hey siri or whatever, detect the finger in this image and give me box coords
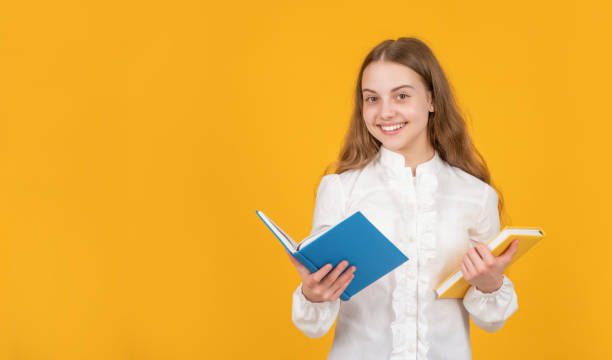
[474,243,496,266]
[499,239,520,264]
[463,254,477,275]
[330,265,356,293]
[286,251,310,278]
[460,260,470,279]
[322,260,349,287]
[330,271,355,301]
[331,273,354,301]
[310,263,333,283]
[467,248,485,272]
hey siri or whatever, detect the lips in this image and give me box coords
[378,122,407,135]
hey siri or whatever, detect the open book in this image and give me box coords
[435,227,545,298]
[256,210,408,301]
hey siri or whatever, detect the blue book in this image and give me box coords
[255,210,409,301]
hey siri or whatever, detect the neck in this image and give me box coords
[384,143,435,177]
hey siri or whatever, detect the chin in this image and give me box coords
[381,139,411,152]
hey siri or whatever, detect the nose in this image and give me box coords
[380,99,396,120]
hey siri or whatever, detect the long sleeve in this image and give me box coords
[291,174,346,338]
[292,283,341,338]
[463,185,519,333]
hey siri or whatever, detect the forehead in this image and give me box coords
[361,61,425,92]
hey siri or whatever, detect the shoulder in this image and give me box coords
[439,162,497,205]
[335,163,375,199]
[336,168,361,186]
[317,172,350,200]
[317,164,369,198]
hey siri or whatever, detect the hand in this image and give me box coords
[461,239,520,293]
[286,250,356,303]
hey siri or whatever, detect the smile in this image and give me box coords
[378,122,407,134]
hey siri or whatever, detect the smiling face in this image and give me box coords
[361,61,434,157]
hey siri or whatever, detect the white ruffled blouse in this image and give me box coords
[291,146,518,360]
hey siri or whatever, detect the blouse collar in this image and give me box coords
[378,146,443,178]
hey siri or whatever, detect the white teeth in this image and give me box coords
[381,122,406,131]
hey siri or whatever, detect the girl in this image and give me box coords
[287,38,520,360]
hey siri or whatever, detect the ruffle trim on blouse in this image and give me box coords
[390,171,439,358]
[416,172,438,359]
[416,172,438,265]
[390,264,417,355]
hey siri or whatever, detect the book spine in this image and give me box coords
[293,251,319,273]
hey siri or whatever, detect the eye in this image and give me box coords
[365,96,377,103]
[397,93,409,100]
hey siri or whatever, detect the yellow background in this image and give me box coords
[0,0,610,358]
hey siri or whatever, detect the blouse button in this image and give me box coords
[407,344,415,353]
[407,272,416,280]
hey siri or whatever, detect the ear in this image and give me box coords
[427,91,434,112]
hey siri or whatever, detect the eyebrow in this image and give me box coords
[362,84,415,94]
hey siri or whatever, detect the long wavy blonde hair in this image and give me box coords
[322,37,506,220]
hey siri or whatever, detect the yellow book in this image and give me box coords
[434,226,545,299]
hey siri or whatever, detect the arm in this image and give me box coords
[289,254,354,338]
[292,281,341,338]
[463,275,518,332]
[462,185,519,333]
[290,174,352,338]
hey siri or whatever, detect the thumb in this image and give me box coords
[498,239,520,265]
[286,250,310,278]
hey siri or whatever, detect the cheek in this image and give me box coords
[401,105,420,116]
[401,105,429,124]
[362,107,377,125]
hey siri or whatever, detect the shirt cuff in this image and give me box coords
[473,275,509,297]
[463,275,518,324]
[292,283,340,338]
[294,283,334,310]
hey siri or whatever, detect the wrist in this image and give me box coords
[476,276,504,293]
[301,286,321,303]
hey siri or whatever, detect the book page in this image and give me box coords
[270,221,298,250]
[297,226,332,250]
[258,211,298,251]
[490,228,543,249]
